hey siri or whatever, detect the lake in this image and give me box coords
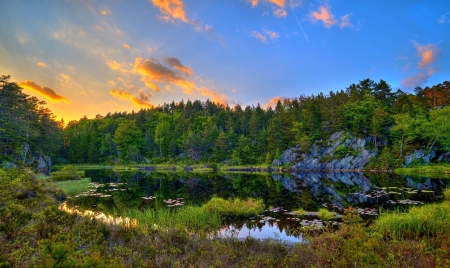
[66,169,447,244]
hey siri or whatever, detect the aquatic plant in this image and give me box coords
[123,206,221,232]
[202,197,264,218]
[318,208,337,220]
[47,178,91,196]
[373,201,450,238]
[50,165,84,181]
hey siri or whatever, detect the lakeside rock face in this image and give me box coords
[277,131,378,171]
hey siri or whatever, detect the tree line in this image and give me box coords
[1,74,450,168]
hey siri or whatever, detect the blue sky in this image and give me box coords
[0,0,449,121]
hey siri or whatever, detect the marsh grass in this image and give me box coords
[50,165,84,181]
[373,201,450,238]
[395,164,450,178]
[202,197,264,218]
[123,206,221,232]
[318,208,337,220]
[48,178,91,196]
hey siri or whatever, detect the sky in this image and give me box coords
[0,0,449,122]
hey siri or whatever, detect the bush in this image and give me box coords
[318,208,337,220]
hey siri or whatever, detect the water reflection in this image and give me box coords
[68,170,448,242]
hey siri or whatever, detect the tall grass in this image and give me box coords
[48,178,91,196]
[123,206,221,232]
[202,197,264,218]
[318,208,337,220]
[373,201,450,238]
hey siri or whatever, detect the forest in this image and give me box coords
[1,74,450,168]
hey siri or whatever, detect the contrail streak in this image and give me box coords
[290,6,309,42]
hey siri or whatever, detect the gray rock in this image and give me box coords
[404,149,436,166]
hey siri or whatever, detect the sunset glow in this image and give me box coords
[1,0,449,121]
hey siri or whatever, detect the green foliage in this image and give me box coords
[202,197,264,218]
[335,144,358,158]
[49,165,83,181]
[373,201,450,239]
[47,178,90,196]
[318,208,337,220]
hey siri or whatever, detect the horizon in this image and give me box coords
[1,0,449,121]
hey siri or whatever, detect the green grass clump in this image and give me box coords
[202,197,264,218]
[444,188,450,200]
[47,178,91,196]
[123,206,221,232]
[318,208,337,220]
[373,201,450,238]
[50,165,84,181]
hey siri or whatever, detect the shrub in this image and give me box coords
[318,208,337,220]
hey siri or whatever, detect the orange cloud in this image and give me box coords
[101,10,108,15]
[110,89,153,108]
[19,80,69,102]
[340,14,352,28]
[265,96,289,108]
[197,87,228,106]
[37,62,47,68]
[412,41,440,68]
[165,57,193,76]
[274,9,287,18]
[310,6,337,28]
[248,0,285,8]
[151,0,189,23]
[252,31,267,43]
[134,57,196,93]
[269,0,285,7]
[123,44,131,49]
[106,60,130,73]
[402,41,441,87]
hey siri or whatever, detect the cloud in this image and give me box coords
[340,14,352,28]
[411,41,440,68]
[110,89,153,108]
[401,69,436,87]
[151,0,189,23]
[123,44,131,49]
[133,57,196,93]
[101,10,108,15]
[401,41,441,87]
[37,62,47,68]
[252,31,267,43]
[60,73,74,88]
[197,87,228,106]
[274,9,287,18]
[18,80,69,102]
[265,96,290,108]
[108,80,116,86]
[438,12,450,23]
[310,6,337,28]
[248,0,285,8]
[165,57,193,76]
[265,29,279,39]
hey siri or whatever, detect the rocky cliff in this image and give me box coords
[274,131,378,171]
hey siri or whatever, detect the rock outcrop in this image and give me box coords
[277,131,377,171]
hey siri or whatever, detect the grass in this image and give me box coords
[373,201,450,239]
[202,197,264,218]
[395,163,450,178]
[47,178,91,196]
[123,206,221,232]
[50,165,84,181]
[318,208,337,220]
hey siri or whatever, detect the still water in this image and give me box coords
[67,169,447,243]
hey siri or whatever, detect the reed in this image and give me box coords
[48,178,91,196]
[123,206,221,232]
[202,197,264,218]
[373,201,450,238]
